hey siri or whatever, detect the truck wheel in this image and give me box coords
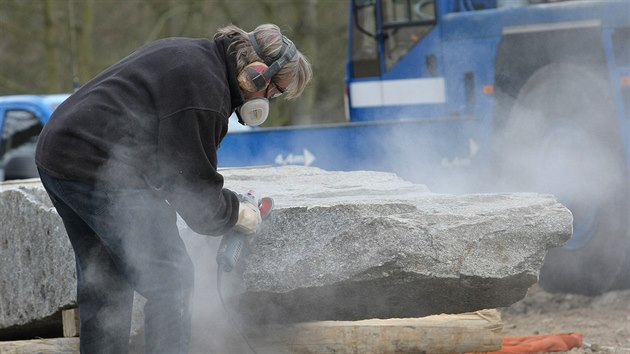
[495,63,629,295]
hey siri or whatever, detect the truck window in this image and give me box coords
[382,0,436,70]
[0,110,43,163]
[351,0,380,78]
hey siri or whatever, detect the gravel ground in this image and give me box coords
[500,284,630,353]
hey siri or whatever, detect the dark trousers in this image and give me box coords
[38,168,194,354]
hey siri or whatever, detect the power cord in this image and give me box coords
[216,264,259,354]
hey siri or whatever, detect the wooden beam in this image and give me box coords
[62,308,80,338]
[0,338,79,354]
[256,309,503,354]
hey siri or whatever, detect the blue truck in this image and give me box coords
[1,0,628,295]
[0,94,67,180]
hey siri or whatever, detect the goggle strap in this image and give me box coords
[248,32,297,82]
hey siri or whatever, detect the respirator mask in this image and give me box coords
[235,98,269,126]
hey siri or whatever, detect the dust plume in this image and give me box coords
[372,60,629,295]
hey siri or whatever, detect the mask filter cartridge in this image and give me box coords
[236,98,269,126]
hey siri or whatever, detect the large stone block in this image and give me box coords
[0,182,74,336]
[215,167,573,323]
[1,167,572,337]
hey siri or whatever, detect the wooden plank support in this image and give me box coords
[256,309,503,354]
[0,338,79,354]
[62,308,80,338]
[0,309,80,354]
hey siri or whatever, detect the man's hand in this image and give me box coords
[233,199,262,235]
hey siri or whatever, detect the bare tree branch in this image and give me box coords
[216,0,238,25]
[144,4,189,43]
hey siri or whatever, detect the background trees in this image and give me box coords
[0,0,349,125]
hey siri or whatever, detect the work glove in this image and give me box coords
[233,197,262,235]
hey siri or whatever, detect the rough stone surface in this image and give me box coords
[0,167,572,335]
[0,182,74,336]
[215,167,573,323]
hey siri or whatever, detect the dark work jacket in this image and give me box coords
[35,37,244,236]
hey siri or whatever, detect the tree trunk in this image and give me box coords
[43,0,59,93]
[78,0,95,86]
[291,0,318,125]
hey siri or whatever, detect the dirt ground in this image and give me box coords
[499,284,630,353]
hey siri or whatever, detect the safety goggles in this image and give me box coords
[266,81,287,99]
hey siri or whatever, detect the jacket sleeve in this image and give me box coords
[157,108,239,236]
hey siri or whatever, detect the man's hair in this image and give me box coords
[214,24,312,100]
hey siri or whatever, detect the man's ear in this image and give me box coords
[238,62,269,92]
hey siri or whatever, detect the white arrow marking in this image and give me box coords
[274,149,316,166]
[303,149,315,166]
